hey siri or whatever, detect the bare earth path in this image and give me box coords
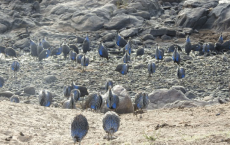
[1,101,230,145]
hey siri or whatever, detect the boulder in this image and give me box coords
[120,28,139,38]
[0,24,8,33]
[44,75,57,83]
[183,0,219,9]
[0,91,14,98]
[71,13,104,31]
[170,86,186,94]
[102,33,115,42]
[185,91,197,99]
[101,85,134,114]
[150,28,176,36]
[104,14,143,30]
[13,38,30,49]
[24,86,35,95]
[176,7,208,29]
[147,88,189,109]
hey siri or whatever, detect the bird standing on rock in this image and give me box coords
[106,87,119,111]
[102,111,120,140]
[133,92,149,118]
[71,114,89,145]
[38,90,52,107]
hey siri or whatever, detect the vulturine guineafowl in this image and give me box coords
[62,40,70,59]
[172,47,180,65]
[29,38,38,58]
[71,81,89,97]
[41,37,51,49]
[0,76,4,88]
[185,35,192,55]
[81,55,89,72]
[133,92,149,118]
[11,61,20,78]
[116,31,127,51]
[38,90,52,107]
[115,63,128,76]
[155,44,164,62]
[147,62,156,77]
[102,111,120,140]
[37,39,43,57]
[63,95,76,109]
[71,114,89,145]
[38,49,50,61]
[63,85,72,99]
[71,89,81,103]
[123,50,130,63]
[85,93,103,111]
[124,37,132,55]
[82,37,90,54]
[106,87,119,111]
[105,80,113,92]
[5,47,17,58]
[218,33,223,44]
[69,44,79,54]
[98,41,109,62]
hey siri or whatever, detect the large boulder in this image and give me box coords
[176,7,208,29]
[147,88,189,109]
[183,0,219,9]
[104,14,143,30]
[101,85,134,114]
[206,4,230,31]
[150,28,176,36]
[71,13,104,31]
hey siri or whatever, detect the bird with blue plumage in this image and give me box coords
[218,33,224,44]
[64,85,72,99]
[124,37,132,55]
[115,31,127,51]
[85,93,103,112]
[172,47,180,65]
[102,111,120,140]
[11,61,20,78]
[105,80,113,92]
[133,92,149,118]
[98,41,109,62]
[123,50,130,63]
[148,62,156,77]
[185,35,192,55]
[71,89,81,103]
[41,37,51,49]
[155,43,164,62]
[106,86,119,111]
[71,114,89,145]
[81,55,89,72]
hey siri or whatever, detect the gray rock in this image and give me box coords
[13,38,30,49]
[142,34,155,41]
[161,34,171,40]
[101,85,134,114]
[12,18,35,29]
[185,91,197,99]
[102,33,115,42]
[104,14,143,30]
[44,75,57,83]
[120,28,139,38]
[176,7,208,29]
[104,42,115,48]
[164,57,172,62]
[72,13,104,31]
[0,23,8,33]
[163,100,217,109]
[133,63,147,69]
[183,0,219,9]
[171,86,186,94]
[150,28,176,37]
[0,91,14,98]
[24,86,35,95]
[131,11,150,19]
[147,89,189,109]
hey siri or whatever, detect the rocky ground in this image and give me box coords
[0,0,230,144]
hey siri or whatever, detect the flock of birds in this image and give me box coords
[0,31,229,145]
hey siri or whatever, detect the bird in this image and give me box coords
[10,95,20,103]
[123,50,130,63]
[5,47,17,58]
[202,43,210,54]
[218,33,223,44]
[11,61,20,78]
[51,44,62,58]
[37,39,44,57]
[85,93,103,111]
[155,44,164,62]
[124,37,132,55]
[98,41,109,62]
[63,95,76,109]
[115,63,128,75]
[38,49,50,61]
[71,89,81,103]
[0,76,4,88]
[63,85,72,99]
[147,62,156,77]
[71,114,89,145]
[102,111,120,140]
[105,80,113,92]
[185,35,192,55]
[106,87,119,111]
[191,43,202,53]
[62,40,70,59]
[41,37,51,49]
[71,81,89,97]
[172,47,180,65]
[133,92,149,118]
[38,90,52,107]
[69,50,77,66]
[69,44,79,54]
[81,55,89,71]
[115,31,127,51]
[177,66,185,79]
[76,54,84,66]
[82,38,90,54]
[29,38,38,58]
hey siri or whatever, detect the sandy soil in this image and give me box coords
[1,101,230,145]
